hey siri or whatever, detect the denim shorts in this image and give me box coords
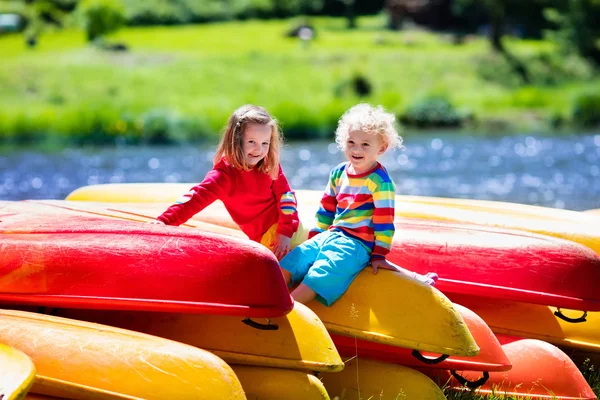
[279,230,370,306]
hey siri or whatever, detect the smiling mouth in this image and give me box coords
[351,155,364,160]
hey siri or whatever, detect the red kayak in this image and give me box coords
[388,218,600,314]
[432,338,597,399]
[331,303,511,388]
[0,202,293,318]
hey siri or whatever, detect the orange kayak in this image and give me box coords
[434,338,597,399]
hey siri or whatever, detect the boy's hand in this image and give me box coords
[272,234,291,260]
[147,220,165,225]
[370,259,402,275]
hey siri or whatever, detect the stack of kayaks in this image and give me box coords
[1,199,463,399]
[2,184,598,399]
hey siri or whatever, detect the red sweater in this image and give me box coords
[157,159,299,241]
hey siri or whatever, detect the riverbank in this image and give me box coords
[1,16,599,145]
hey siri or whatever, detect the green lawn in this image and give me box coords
[0,15,599,144]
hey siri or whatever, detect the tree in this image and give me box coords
[544,0,600,66]
[0,0,77,47]
[77,0,124,42]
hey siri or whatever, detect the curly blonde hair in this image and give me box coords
[335,104,402,151]
[214,104,282,180]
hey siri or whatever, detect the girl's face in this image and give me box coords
[344,129,387,174]
[242,123,272,167]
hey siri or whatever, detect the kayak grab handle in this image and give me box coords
[451,370,490,389]
[411,350,449,365]
[242,318,279,330]
[554,309,587,323]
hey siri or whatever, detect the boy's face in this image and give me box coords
[344,129,387,174]
[242,123,272,167]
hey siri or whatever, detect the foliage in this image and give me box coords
[572,92,600,127]
[78,0,125,41]
[544,0,600,66]
[401,96,470,128]
[0,0,77,45]
[475,50,594,87]
[1,17,600,145]
[120,0,325,25]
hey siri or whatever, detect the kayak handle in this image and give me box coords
[451,370,490,389]
[242,318,279,331]
[554,309,587,323]
[411,350,449,365]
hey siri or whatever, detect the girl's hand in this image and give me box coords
[272,234,291,260]
[370,259,402,275]
[147,220,166,225]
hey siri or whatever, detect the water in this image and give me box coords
[1,132,599,211]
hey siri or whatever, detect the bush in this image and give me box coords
[572,92,600,127]
[475,51,594,88]
[400,96,470,128]
[78,0,126,41]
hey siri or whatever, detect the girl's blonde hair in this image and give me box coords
[335,103,403,151]
[214,104,282,180]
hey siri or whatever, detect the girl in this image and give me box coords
[150,105,299,260]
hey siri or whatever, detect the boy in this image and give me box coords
[280,104,437,306]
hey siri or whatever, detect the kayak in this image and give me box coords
[231,366,330,400]
[51,302,344,373]
[388,218,600,312]
[437,338,597,399]
[320,357,446,400]
[0,309,245,400]
[0,201,293,318]
[38,199,600,312]
[448,293,600,353]
[30,200,246,238]
[0,343,35,400]
[330,303,511,378]
[585,208,600,216]
[306,269,479,357]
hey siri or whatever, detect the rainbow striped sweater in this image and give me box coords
[309,162,396,260]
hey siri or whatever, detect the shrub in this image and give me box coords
[572,92,600,127]
[401,96,469,128]
[78,0,126,41]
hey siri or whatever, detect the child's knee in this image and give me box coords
[281,268,293,285]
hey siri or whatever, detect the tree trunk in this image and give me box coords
[487,0,530,84]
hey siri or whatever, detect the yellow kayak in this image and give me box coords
[321,357,445,400]
[0,309,245,400]
[0,343,35,400]
[449,293,600,354]
[307,269,479,357]
[52,302,344,373]
[231,366,330,400]
[66,184,600,255]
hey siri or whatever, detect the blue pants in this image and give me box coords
[279,230,370,306]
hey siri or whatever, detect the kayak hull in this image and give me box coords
[0,202,293,318]
[320,358,446,400]
[449,293,600,354]
[0,309,245,400]
[51,302,344,373]
[436,338,597,399]
[306,269,479,357]
[0,343,36,400]
[331,303,510,372]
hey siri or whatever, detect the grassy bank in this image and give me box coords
[1,15,599,145]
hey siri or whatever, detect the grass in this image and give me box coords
[1,15,599,144]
